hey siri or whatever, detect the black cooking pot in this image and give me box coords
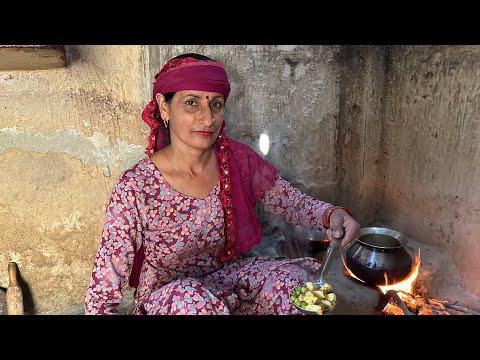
[343,227,413,286]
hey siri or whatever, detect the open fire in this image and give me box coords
[342,248,421,296]
[341,249,479,315]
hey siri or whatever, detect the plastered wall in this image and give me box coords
[0,46,148,313]
[380,45,480,298]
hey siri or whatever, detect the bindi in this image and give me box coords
[206,95,209,99]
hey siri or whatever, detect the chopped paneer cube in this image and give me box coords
[326,292,337,303]
[320,283,333,293]
[312,290,326,299]
[321,299,333,308]
[305,304,324,315]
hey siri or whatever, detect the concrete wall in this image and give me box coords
[379,45,480,298]
[336,46,387,225]
[338,45,480,304]
[0,46,148,313]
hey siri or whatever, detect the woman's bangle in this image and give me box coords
[322,205,353,228]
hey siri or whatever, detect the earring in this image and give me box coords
[163,119,169,128]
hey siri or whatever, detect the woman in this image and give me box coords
[84,53,360,315]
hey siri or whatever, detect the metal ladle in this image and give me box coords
[292,232,343,314]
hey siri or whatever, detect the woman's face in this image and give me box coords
[157,90,225,151]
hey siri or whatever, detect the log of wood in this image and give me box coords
[382,300,406,315]
[386,290,414,315]
[6,262,24,315]
[381,290,479,315]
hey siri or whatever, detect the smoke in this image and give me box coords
[263,212,327,258]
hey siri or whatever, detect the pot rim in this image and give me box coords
[355,227,409,249]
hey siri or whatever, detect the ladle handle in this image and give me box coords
[315,233,342,284]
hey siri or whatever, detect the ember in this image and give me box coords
[381,290,480,315]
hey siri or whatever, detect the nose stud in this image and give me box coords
[212,117,215,124]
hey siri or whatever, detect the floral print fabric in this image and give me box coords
[84,156,332,315]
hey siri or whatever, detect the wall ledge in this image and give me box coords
[0,45,66,71]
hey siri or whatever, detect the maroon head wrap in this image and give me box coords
[152,59,230,99]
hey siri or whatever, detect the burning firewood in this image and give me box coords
[381,290,480,315]
[382,302,406,315]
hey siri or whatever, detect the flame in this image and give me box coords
[342,248,421,298]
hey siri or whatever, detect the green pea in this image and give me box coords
[295,287,302,295]
[300,301,307,308]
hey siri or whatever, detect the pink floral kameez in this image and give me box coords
[85,156,332,315]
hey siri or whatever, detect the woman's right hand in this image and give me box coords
[326,208,360,247]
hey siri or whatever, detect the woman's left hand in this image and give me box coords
[326,209,360,247]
